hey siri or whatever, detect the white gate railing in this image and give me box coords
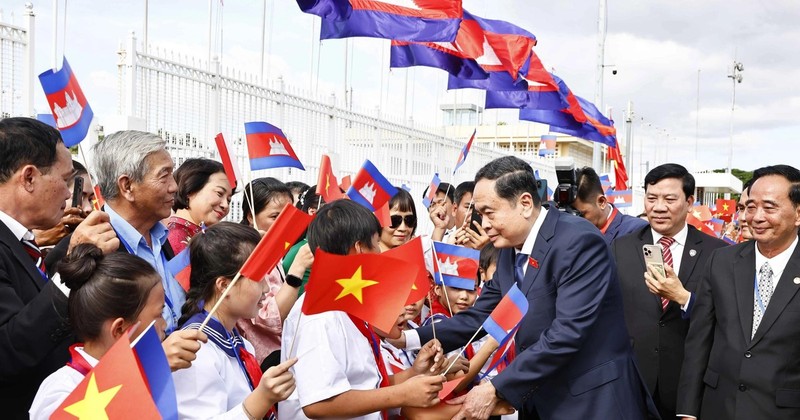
[116,32,556,226]
[0,4,35,119]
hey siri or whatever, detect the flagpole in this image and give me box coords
[429,244,454,317]
[51,0,58,69]
[440,326,483,377]
[287,312,304,357]
[199,271,244,331]
[248,168,259,231]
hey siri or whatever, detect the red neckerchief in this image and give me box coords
[347,315,389,420]
[66,344,93,376]
[237,346,263,389]
[600,207,619,235]
[429,295,453,318]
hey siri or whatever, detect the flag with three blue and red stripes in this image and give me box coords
[38,57,94,147]
[452,129,476,175]
[482,283,528,345]
[244,121,305,171]
[432,241,479,290]
[346,160,398,212]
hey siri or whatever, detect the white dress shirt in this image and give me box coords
[755,235,798,290]
[29,347,97,419]
[652,223,690,311]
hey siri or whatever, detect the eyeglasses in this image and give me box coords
[389,214,417,229]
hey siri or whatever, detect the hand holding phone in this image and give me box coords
[71,176,84,209]
[642,244,666,278]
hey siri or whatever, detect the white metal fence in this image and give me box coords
[0,4,34,119]
[116,32,556,226]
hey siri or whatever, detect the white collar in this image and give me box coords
[652,223,689,247]
[518,206,547,256]
[0,209,33,241]
[755,235,798,271]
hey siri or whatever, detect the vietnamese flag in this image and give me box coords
[52,334,160,420]
[239,203,313,281]
[383,237,429,305]
[690,205,714,222]
[339,175,352,192]
[215,133,241,192]
[715,198,736,222]
[316,154,343,202]
[303,250,414,333]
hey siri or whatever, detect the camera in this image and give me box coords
[612,69,618,75]
[552,157,582,216]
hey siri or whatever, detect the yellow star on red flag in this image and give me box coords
[335,266,379,303]
[63,373,121,420]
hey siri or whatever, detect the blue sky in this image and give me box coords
[5,0,798,171]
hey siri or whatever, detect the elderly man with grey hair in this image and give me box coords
[49,131,183,332]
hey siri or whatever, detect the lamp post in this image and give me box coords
[727,61,743,173]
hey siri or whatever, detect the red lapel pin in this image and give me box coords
[529,257,539,269]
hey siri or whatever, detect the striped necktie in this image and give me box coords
[21,236,47,280]
[657,236,675,311]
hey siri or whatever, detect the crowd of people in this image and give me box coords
[1,116,799,420]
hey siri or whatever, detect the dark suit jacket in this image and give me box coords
[678,236,800,419]
[0,221,72,419]
[604,209,649,244]
[416,206,658,419]
[612,226,726,416]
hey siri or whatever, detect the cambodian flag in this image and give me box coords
[484,63,573,112]
[346,159,398,212]
[452,129,475,175]
[520,94,616,147]
[538,135,556,156]
[244,121,305,171]
[390,40,487,80]
[422,173,441,208]
[38,57,94,147]
[299,0,462,42]
[482,283,528,345]
[607,189,633,208]
[131,321,179,420]
[432,241,479,290]
[706,218,724,237]
[166,247,191,292]
[599,174,613,193]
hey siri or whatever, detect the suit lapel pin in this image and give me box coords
[793,277,800,285]
[689,249,697,257]
[529,257,539,269]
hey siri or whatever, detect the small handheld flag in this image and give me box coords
[244,121,305,171]
[538,135,556,156]
[346,160,398,212]
[239,203,314,281]
[422,173,441,208]
[607,189,633,208]
[432,242,480,290]
[482,283,529,345]
[453,129,476,175]
[38,57,94,147]
[214,133,241,192]
[383,237,430,305]
[131,321,179,420]
[690,205,713,222]
[302,249,416,333]
[166,247,191,292]
[316,154,343,202]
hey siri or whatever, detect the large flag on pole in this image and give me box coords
[299,0,462,42]
[38,57,94,147]
[244,121,305,171]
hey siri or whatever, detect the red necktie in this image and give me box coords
[348,315,389,420]
[657,236,675,312]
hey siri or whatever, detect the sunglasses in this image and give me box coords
[389,214,417,229]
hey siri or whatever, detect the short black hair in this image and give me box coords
[422,181,455,204]
[575,166,604,202]
[750,165,800,206]
[644,163,695,199]
[0,117,64,183]
[172,158,225,211]
[72,160,87,176]
[474,156,541,206]
[285,181,309,195]
[240,177,293,225]
[307,200,381,256]
[454,181,475,206]
[388,188,417,236]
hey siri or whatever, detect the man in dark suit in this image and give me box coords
[573,166,648,243]
[399,156,657,419]
[612,163,727,419]
[0,118,119,419]
[678,165,800,419]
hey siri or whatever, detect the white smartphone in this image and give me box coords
[642,244,666,277]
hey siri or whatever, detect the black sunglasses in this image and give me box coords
[389,214,417,229]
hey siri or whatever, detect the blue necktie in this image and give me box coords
[515,253,528,286]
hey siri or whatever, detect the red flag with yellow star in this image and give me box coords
[715,198,736,222]
[52,334,160,420]
[316,154,343,202]
[302,250,415,332]
[240,202,314,281]
[383,236,429,305]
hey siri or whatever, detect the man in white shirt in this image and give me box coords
[678,164,800,419]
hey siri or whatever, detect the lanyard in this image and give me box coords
[114,227,178,328]
[600,207,619,235]
[347,315,389,420]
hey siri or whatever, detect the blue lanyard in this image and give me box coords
[114,227,178,327]
[754,273,766,314]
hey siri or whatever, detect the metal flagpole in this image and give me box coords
[592,0,607,170]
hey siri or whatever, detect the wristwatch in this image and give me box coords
[285,274,303,288]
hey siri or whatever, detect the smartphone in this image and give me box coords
[536,179,548,202]
[71,176,84,208]
[468,208,483,232]
[642,244,666,277]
